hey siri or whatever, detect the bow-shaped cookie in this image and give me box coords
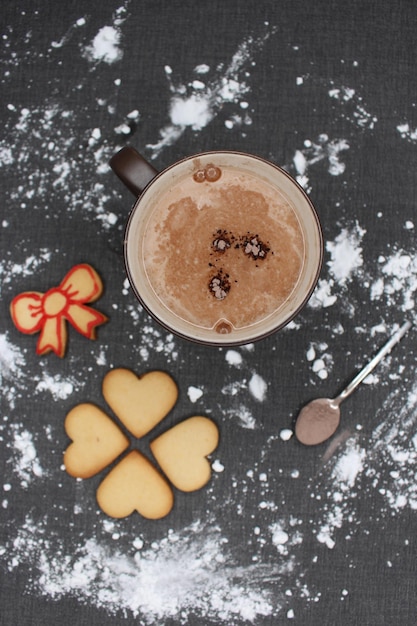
[10,264,107,357]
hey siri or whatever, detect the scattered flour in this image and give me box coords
[326,223,365,284]
[50,16,87,49]
[328,85,378,130]
[279,429,293,441]
[83,7,127,65]
[9,424,44,486]
[2,103,120,228]
[310,379,417,551]
[0,334,26,409]
[225,350,243,366]
[187,386,204,403]
[0,250,52,284]
[308,221,365,310]
[212,459,225,473]
[249,373,268,402]
[292,135,349,192]
[332,440,365,489]
[84,25,123,65]
[397,122,417,143]
[370,250,417,313]
[3,518,287,622]
[225,405,257,429]
[146,31,273,158]
[0,333,25,381]
[35,373,77,400]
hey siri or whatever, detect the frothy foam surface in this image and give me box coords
[142,165,305,331]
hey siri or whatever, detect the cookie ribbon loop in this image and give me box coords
[10,264,107,357]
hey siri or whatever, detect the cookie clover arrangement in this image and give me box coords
[10,263,219,519]
[10,264,107,357]
[64,369,219,519]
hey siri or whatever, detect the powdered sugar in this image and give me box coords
[187,386,204,403]
[308,221,365,310]
[9,425,44,486]
[35,373,77,400]
[5,516,289,622]
[83,6,127,65]
[292,135,349,192]
[249,373,268,402]
[84,26,123,65]
[309,379,417,551]
[0,251,52,284]
[328,85,378,130]
[371,250,417,313]
[326,223,365,284]
[225,349,243,366]
[397,122,417,143]
[146,31,273,158]
[0,333,26,381]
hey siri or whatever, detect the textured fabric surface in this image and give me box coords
[1,1,417,624]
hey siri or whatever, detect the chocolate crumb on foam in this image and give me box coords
[212,229,233,253]
[209,271,231,300]
[208,229,272,299]
[242,235,270,259]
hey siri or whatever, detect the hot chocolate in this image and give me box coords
[119,149,323,345]
[142,164,305,333]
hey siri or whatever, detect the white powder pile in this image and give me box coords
[146,31,273,158]
[310,438,366,550]
[308,221,365,310]
[249,373,268,402]
[332,441,365,489]
[84,26,123,64]
[370,250,417,314]
[187,386,204,403]
[305,341,335,380]
[326,222,365,285]
[34,373,76,401]
[225,349,243,366]
[9,425,44,487]
[367,381,417,511]
[83,7,126,65]
[4,517,287,622]
[292,135,349,192]
[225,405,257,429]
[0,333,26,409]
[397,122,417,142]
[0,333,26,381]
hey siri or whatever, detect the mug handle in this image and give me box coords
[109,146,158,197]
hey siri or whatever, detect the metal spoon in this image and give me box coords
[295,321,412,446]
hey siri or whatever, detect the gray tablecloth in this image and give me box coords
[1,1,417,624]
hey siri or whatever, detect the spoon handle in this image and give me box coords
[334,321,412,405]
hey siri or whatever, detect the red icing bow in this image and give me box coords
[10,264,108,357]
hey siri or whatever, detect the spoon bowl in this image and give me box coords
[295,398,340,445]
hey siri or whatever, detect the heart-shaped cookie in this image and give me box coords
[150,416,219,492]
[102,369,178,438]
[64,403,129,478]
[96,450,174,519]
